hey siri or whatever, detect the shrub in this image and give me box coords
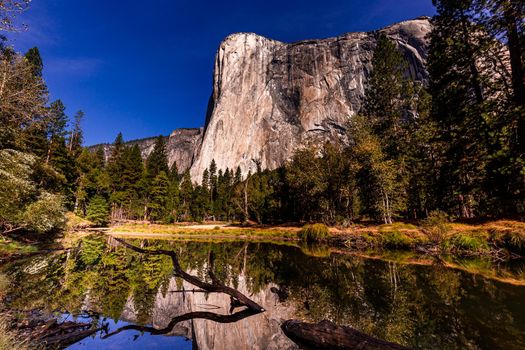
[86,195,109,226]
[421,210,452,243]
[299,223,330,242]
[20,192,66,234]
[380,231,414,249]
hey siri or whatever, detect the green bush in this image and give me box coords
[421,210,452,243]
[299,223,330,242]
[20,193,66,234]
[380,231,414,249]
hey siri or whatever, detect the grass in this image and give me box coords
[298,223,330,242]
[0,316,32,350]
[380,231,416,249]
[65,212,94,230]
[106,219,525,257]
[444,233,489,253]
[111,223,299,239]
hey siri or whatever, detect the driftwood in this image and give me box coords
[95,238,266,339]
[103,308,260,338]
[281,320,410,350]
[113,237,265,312]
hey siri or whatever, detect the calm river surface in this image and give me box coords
[2,235,525,349]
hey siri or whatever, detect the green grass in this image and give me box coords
[298,223,330,242]
[380,231,416,249]
[444,233,489,253]
[378,222,418,231]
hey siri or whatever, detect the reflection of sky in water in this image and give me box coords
[66,318,192,350]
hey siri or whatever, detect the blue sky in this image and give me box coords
[7,0,435,146]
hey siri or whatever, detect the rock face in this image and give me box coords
[189,17,431,182]
[92,17,431,182]
[91,128,203,173]
[119,274,298,349]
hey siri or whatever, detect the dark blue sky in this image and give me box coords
[8,0,435,146]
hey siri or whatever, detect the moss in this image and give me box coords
[298,223,330,242]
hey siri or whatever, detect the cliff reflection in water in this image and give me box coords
[3,235,525,349]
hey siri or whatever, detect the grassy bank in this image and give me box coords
[107,220,525,258]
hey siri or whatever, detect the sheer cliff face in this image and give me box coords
[190,17,431,182]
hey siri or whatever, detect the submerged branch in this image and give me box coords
[113,237,265,312]
[102,308,260,338]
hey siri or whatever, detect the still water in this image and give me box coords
[2,235,525,349]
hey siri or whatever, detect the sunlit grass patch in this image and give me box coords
[444,233,489,253]
[378,222,418,231]
[380,231,416,249]
[298,223,330,242]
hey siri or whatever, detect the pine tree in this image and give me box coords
[68,110,84,155]
[24,47,43,77]
[429,0,497,216]
[179,171,194,220]
[145,136,169,180]
[148,171,169,221]
[87,195,110,226]
[364,33,408,151]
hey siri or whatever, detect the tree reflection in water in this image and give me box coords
[2,234,525,349]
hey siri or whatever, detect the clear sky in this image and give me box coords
[7,0,436,146]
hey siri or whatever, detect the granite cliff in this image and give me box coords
[190,17,431,181]
[93,17,431,181]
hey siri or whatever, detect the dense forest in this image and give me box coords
[0,0,524,235]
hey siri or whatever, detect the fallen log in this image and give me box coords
[113,237,265,312]
[281,320,410,350]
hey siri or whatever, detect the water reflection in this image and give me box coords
[2,235,525,349]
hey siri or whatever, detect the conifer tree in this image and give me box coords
[148,171,169,221]
[24,47,43,77]
[87,195,110,226]
[145,136,169,180]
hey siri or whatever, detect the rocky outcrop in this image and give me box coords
[90,128,203,173]
[189,17,431,182]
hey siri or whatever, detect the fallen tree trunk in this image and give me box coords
[113,237,265,313]
[281,320,410,350]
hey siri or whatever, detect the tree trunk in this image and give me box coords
[504,3,525,107]
[460,10,484,104]
[281,320,410,350]
[503,2,525,152]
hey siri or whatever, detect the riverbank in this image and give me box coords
[106,219,525,258]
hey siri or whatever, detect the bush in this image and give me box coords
[86,195,109,226]
[20,193,66,234]
[299,223,330,242]
[380,231,415,249]
[421,210,452,243]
